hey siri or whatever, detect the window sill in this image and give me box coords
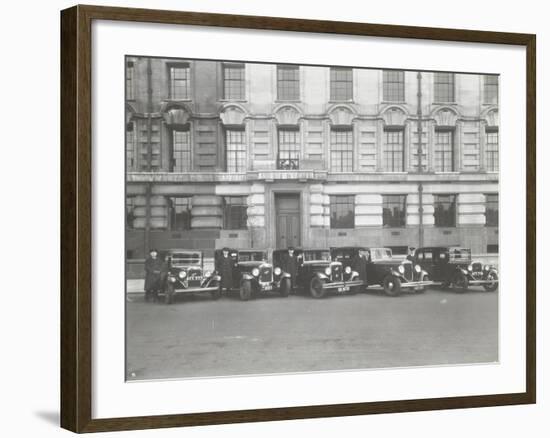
[432,102,458,105]
[219,99,247,103]
[381,101,407,105]
[275,100,301,103]
[328,100,355,104]
[164,98,192,102]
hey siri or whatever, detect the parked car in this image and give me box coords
[273,248,363,298]
[160,250,222,304]
[214,248,291,300]
[332,246,432,297]
[413,247,499,292]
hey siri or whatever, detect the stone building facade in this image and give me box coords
[125,57,499,259]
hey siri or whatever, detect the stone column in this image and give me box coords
[309,183,325,228]
[133,195,168,229]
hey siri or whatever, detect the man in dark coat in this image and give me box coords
[218,248,235,293]
[281,247,299,291]
[144,249,164,302]
[352,249,369,290]
[406,247,416,263]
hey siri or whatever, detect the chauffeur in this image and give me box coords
[352,250,369,289]
[219,247,235,294]
[281,247,299,291]
[144,248,163,302]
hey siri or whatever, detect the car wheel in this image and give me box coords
[280,278,291,297]
[383,275,402,297]
[452,272,469,293]
[240,281,252,301]
[164,284,174,305]
[310,277,326,299]
[210,282,221,300]
[483,271,499,292]
[416,274,429,293]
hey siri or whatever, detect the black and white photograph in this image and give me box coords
[125,57,500,381]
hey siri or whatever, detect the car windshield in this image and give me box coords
[332,250,354,261]
[238,251,267,262]
[170,252,201,266]
[370,248,393,261]
[302,250,331,262]
[449,248,471,262]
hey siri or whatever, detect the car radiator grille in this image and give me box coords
[472,262,483,272]
[260,267,273,283]
[404,264,413,281]
[331,264,343,282]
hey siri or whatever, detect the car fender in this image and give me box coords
[486,268,499,278]
[281,272,291,279]
[350,271,359,280]
[458,268,468,275]
[389,269,405,280]
[315,273,329,281]
[241,273,255,281]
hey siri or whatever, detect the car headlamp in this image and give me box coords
[468,264,473,272]
[274,267,282,276]
[252,268,260,277]
[414,264,421,273]
[398,265,405,274]
[345,266,352,274]
[178,271,187,279]
[484,265,490,271]
[324,267,332,276]
[204,271,211,278]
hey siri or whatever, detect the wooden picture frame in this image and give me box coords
[60,4,536,433]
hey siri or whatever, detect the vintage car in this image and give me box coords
[413,247,499,292]
[273,248,363,298]
[214,249,291,301]
[331,246,432,297]
[161,250,222,304]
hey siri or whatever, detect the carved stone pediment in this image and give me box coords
[485,109,499,127]
[163,108,190,126]
[382,107,407,126]
[220,106,246,126]
[275,106,300,125]
[434,108,458,126]
[328,107,354,126]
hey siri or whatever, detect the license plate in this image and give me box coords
[338,286,350,293]
[263,285,273,291]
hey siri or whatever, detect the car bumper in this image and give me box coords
[322,280,364,290]
[400,280,435,289]
[467,279,499,286]
[160,285,220,295]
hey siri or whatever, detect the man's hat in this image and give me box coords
[287,246,295,251]
[149,248,158,253]
[409,247,416,251]
[222,247,230,252]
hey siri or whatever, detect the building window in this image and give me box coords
[434,72,455,102]
[383,195,407,227]
[330,67,353,101]
[277,65,300,100]
[383,129,404,172]
[330,128,353,172]
[171,130,191,172]
[486,128,499,172]
[126,61,134,100]
[223,63,245,100]
[223,196,248,230]
[168,197,192,231]
[434,129,454,172]
[484,75,499,104]
[487,244,499,254]
[277,128,300,170]
[434,194,457,227]
[126,122,135,170]
[486,194,499,227]
[383,70,405,102]
[226,128,246,172]
[330,195,355,229]
[169,64,190,100]
[126,196,136,228]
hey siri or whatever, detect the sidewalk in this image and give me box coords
[127,279,144,294]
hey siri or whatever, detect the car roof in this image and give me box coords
[167,249,203,254]
[417,246,469,251]
[330,246,368,251]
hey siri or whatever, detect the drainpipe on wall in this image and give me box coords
[144,58,153,255]
[417,72,424,249]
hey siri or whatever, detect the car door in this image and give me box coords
[418,249,436,279]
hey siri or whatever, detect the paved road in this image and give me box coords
[126,287,498,381]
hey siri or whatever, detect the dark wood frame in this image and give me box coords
[60,4,536,433]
